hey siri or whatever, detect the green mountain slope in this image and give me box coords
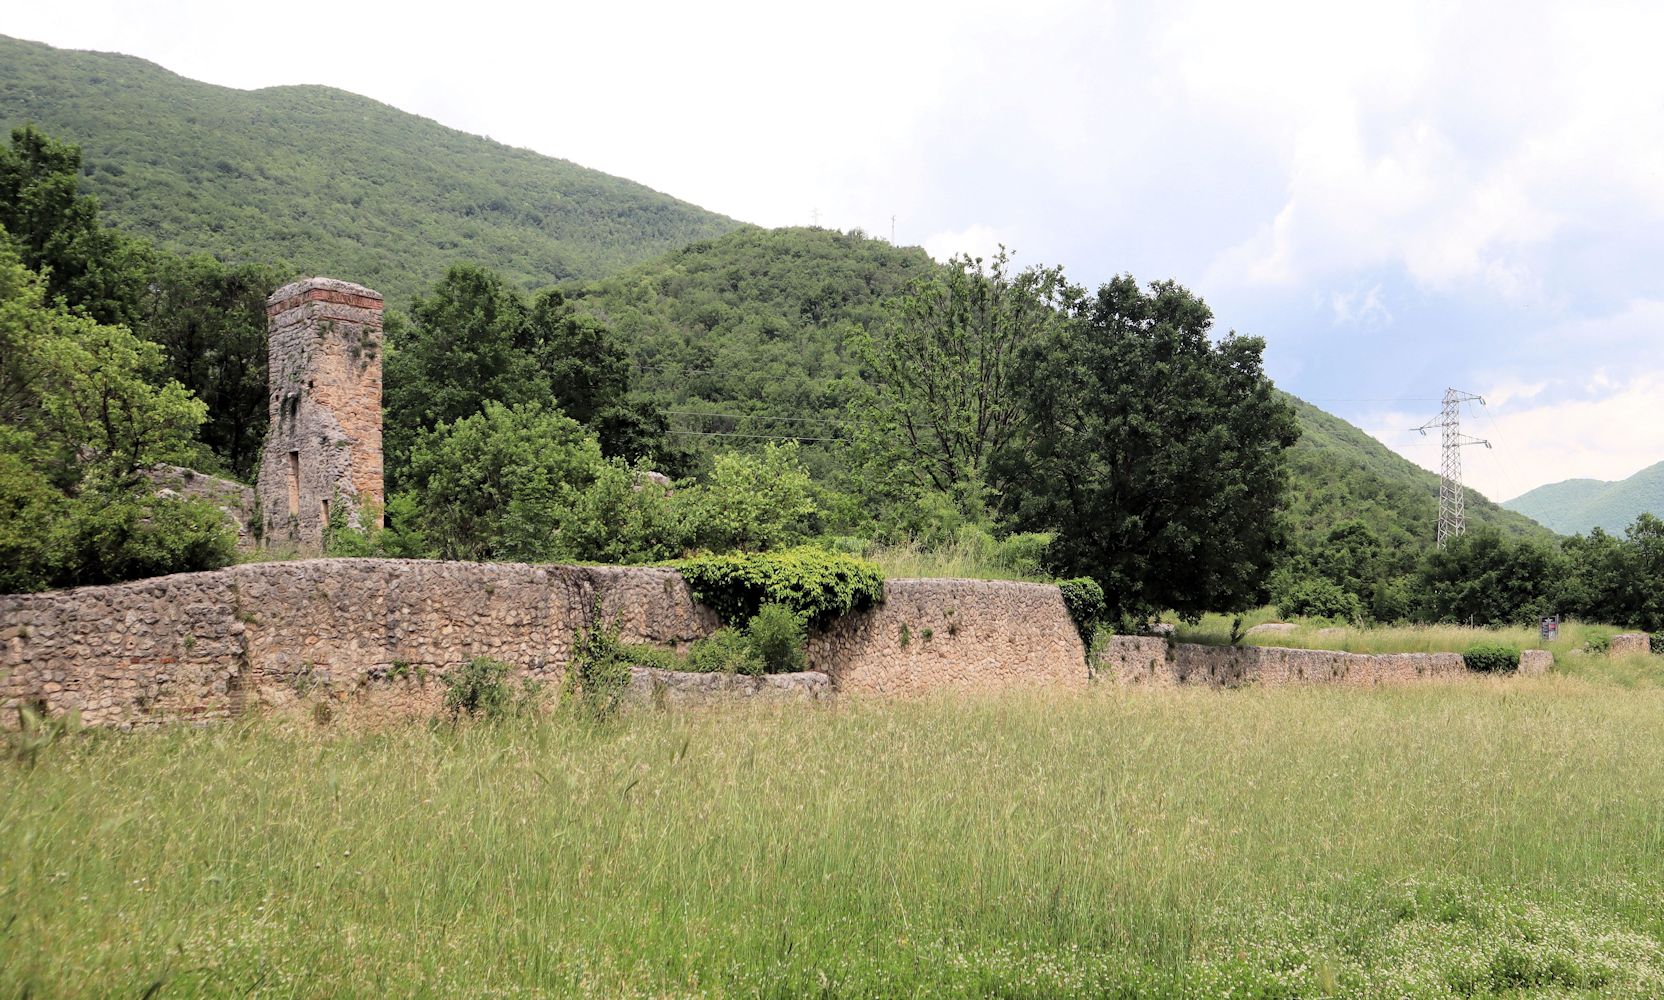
[0,34,741,303]
[570,225,938,469]
[575,228,1553,556]
[1284,395,1555,550]
[1504,461,1664,535]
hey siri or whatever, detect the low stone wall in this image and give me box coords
[807,578,1088,695]
[1,559,717,728]
[1518,649,1553,676]
[624,668,831,709]
[1611,633,1653,656]
[1096,637,1466,686]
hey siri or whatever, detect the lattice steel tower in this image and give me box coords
[1415,388,1491,547]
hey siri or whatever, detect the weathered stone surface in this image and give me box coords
[1610,633,1652,656]
[624,668,831,708]
[807,578,1089,695]
[1245,622,1297,636]
[257,278,385,551]
[1095,638,1467,686]
[1,559,718,728]
[1518,649,1553,676]
[140,464,258,549]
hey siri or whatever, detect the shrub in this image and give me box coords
[747,603,807,673]
[566,611,632,719]
[680,443,818,553]
[1584,635,1612,655]
[676,546,884,627]
[688,627,763,676]
[1057,577,1106,642]
[442,657,512,720]
[48,488,235,588]
[622,643,689,672]
[1463,642,1521,674]
[1652,634,1663,656]
[1274,576,1364,624]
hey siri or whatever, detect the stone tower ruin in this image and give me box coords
[257,277,385,550]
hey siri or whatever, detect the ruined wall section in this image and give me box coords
[1096,636,1466,686]
[257,278,384,550]
[140,464,259,549]
[1,560,717,728]
[808,578,1090,695]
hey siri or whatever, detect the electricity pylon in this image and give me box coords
[1415,388,1491,548]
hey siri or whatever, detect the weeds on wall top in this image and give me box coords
[674,546,884,628]
[1057,577,1106,643]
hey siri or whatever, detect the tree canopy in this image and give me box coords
[998,276,1300,622]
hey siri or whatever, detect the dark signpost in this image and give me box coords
[1540,616,1559,642]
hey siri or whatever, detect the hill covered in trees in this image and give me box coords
[568,228,1551,550]
[0,34,741,303]
[1505,461,1664,535]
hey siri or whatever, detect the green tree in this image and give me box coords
[385,265,676,488]
[0,235,232,590]
[134,254,281,478]
[1628,514,1664,633]
[0,125,148,326]
[998,276,1299,623]
[1414,530,1566,627]
[399,400,605,562]
[855,250,1075,514]
[683,443,818,552]
[384,265,546,487]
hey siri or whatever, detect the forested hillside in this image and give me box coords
[1505,460,1664,535]
[569,226,937,472]
[1284,396,1553,550]
[0,35,741,303]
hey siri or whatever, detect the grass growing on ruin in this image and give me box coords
[6,680,1664,997]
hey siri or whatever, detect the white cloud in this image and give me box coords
[1366,371,1664,503]
[1328,283,1392,328]
[922,224,1007,265]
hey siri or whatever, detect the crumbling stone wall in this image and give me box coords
[1,560,717,728]
[1610,633,1653,656]
[807,578,1090,695]
[624,668,831,709]
[257,278,385,551]
[140,464,259,549]
[1095,636,1466,685]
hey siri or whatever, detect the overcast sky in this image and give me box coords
[9,0,1663,501]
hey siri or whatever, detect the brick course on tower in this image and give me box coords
[257,277,385,550]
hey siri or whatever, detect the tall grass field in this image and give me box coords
[5,679,1664,997]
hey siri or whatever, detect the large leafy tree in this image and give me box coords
[855,250,1075,514]
[998,276,1299,623]
[399,400,606,563]
[0,125,150,327]
[384,265,678,490]
[134,254,283,478]
[0,233,232,590]
[1414,530,1566,627]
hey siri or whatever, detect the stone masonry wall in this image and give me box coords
[257,278,385,551]
[807,578,1089,695]
[1610,633,1653,656]
[1,560,717,728]
[1096,636,1467,686]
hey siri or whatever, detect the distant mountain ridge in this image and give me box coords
[0,34,743,304]
[1504,461,1664,535]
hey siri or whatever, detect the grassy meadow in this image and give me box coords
[5,678,1664,997]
